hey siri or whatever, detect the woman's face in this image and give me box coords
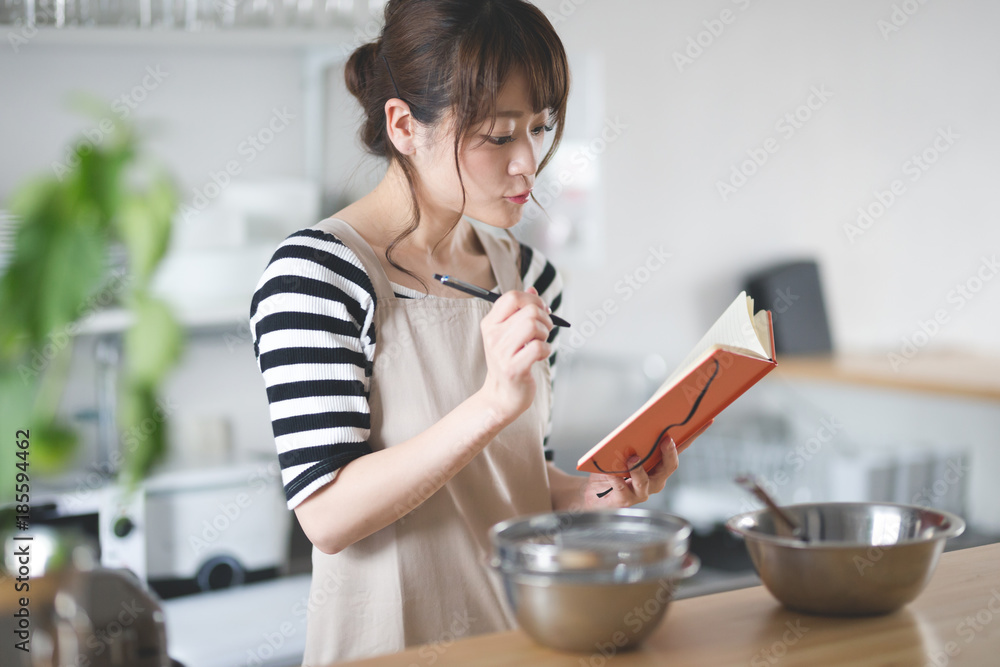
[410,69,554,229]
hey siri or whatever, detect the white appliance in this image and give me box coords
[144,459,292,589]
[32,459,292,593]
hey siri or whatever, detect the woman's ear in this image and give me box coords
[384,98,416,155]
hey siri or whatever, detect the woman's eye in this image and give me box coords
[486,123,553,146]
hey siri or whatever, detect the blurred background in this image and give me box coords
[1,0,999,665]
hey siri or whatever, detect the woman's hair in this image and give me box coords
[345,0,570,287]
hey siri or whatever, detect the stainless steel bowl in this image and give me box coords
[726,502,965,616]
[489,509,699,652]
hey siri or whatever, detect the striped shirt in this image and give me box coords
[250,227,563,509]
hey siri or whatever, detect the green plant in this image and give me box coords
[0,100,183,502]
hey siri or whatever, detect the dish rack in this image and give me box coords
[0,210,16,274]
[657,432,815,533]
[653,422,970,533]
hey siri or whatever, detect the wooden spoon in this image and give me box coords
[734,475,809,543]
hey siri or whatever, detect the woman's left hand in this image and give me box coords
[581,439,678,509]
[580,419,714,509]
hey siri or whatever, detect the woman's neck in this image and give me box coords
[363,161,479,264]
[330,161,494,293]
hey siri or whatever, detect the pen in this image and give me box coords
[433,274,572,328]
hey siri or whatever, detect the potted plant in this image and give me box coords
[0,98,183,503]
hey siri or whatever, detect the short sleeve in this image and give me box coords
[249,229,378,509]
[518,242,564,462]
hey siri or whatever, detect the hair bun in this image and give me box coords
[345,40,381,104]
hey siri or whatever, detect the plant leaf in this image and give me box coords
[117,382,168,487]
[1,197,108,346]
[116,191,172,285]
[28,421,80,473]
[123,294,183,386]
[38,219,109,344]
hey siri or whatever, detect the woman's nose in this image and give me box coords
[509,139,540,177]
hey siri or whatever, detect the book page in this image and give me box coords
[752,308,770,351]
[664,292,771,386]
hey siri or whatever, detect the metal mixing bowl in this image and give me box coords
[726,502,965,616]
[489,509,699,652]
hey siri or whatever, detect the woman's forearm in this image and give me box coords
[546,462,587,512]
[294,389,515,554]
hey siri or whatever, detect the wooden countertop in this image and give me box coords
[337,543,1000,666]
[774,352,1000,402]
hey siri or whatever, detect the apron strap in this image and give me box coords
[470,224,522,294]
[312,217,396,300]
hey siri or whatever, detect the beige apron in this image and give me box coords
[301,218,554,666]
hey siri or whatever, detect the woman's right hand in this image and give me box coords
[479,286,553,421]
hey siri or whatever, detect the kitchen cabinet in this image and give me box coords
[4,24,359,197]
[334,543,1000,666]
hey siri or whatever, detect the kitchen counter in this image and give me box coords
[336,543,1000,666]
[163,574,311,667]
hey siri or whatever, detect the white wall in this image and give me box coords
[3,1,998,360]
[0,45,306,202]
[527,0,1000,363]
[2,2,998,526]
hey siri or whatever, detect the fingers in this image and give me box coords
[592,473,632,503]
[590,457,648,507]
[647,438,679,494]
[511,338,552,371]
[485,287,554,331]
[479,287,555,417]
[482,289,554,373]
[626,456,650,499]
[483,297,549,345]
[593,438,680,506]
[494,312,550,370]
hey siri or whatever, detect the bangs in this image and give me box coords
[451,1,570,168]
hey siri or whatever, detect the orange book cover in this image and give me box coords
[577,294,778,477]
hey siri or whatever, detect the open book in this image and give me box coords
[576,292,777,476]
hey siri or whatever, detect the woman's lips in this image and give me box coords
[505,191,532,205]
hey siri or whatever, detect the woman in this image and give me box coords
[250,1,682,663]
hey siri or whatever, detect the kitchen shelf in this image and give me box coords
[77,299,250,336]
[4,24,358,51]
[775,351,1000,402]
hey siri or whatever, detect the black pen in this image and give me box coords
[433,274,571,328]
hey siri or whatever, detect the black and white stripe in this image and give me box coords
[250,228,564,509]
